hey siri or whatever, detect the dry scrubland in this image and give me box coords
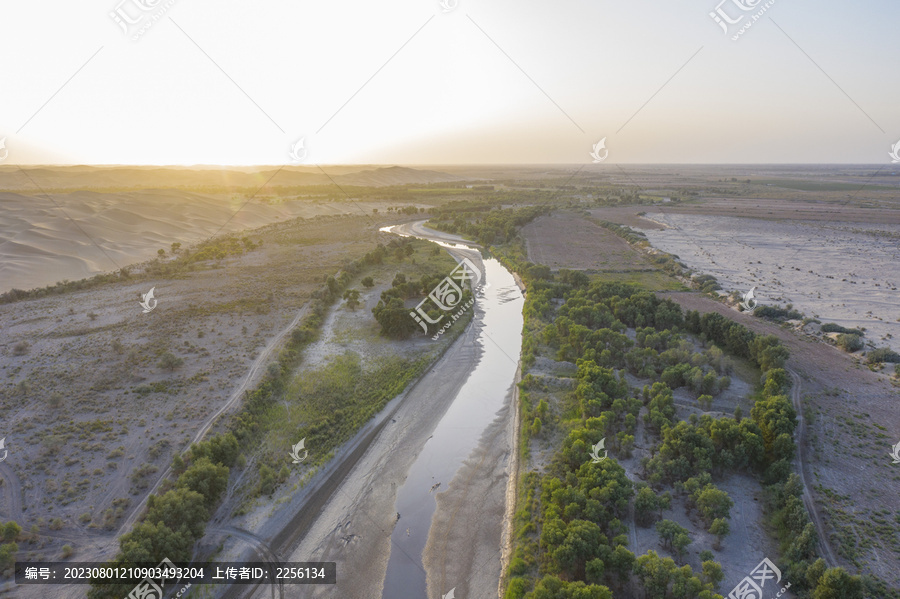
[520,204,899,590]
[0,211,389,566]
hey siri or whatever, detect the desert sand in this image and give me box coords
[0,189,393,294]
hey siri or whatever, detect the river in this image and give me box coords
[379,223,524,599]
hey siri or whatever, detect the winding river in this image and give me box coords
[380,223,524,599]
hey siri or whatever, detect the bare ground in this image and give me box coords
[522,212,650,271]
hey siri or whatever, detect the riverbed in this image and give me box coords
[279,221,524,599]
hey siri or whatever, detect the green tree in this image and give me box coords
[176,458,229,509]
[119,520,193,563]
[585,558,605,584]
[171,453,185,474]
[190,433,240,467]
[671,531,691,560]
[693,484,733,523]
[701,560,724,589]
[806,558,828,589]
[608,545,635,582]
[361,276,374,288]
[752,336,790,371]
[1,521,21,542]
[812,567,863,599]
[0,542,18,572]
[258,464,276,496]
[145,487,209,538]
[531,575,613,599]
[635,487,660,527]
[697,394,713,411]
[786,523,818,563]
[547,519,605,578]
[634,551,677,599]
[656,519,690,554]
[343,288,360,309]
[709,518,730,549]
[372,297,420,338]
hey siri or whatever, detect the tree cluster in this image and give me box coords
[88,435,239,598]
[429,204,549,246]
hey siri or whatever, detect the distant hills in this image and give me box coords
[0,165,465,191]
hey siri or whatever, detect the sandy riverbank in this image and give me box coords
[267,222,524,599]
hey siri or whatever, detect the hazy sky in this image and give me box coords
[1,0,899,165]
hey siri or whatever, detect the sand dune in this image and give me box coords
[0,165,462,191]
[0,190,395,294]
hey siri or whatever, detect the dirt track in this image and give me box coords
[117,303,312,539]
[0,462,22,520]
[788,369,838,568]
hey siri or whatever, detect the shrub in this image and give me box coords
[11,341,29,356]
[867,347,900,364]
[755,305,803,321]
[821,323,864,335]
[258,464,276,496]
[343,289,360,309]
[157,352,184,371]
[835,333,863,352]
[1,521,21,542]
[0,542,17,572]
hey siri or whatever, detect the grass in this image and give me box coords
[259,352,430,460]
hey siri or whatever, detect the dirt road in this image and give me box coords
[116,302,311,538]
[788,368,838,567]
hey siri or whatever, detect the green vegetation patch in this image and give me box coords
[501,272,871,599]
